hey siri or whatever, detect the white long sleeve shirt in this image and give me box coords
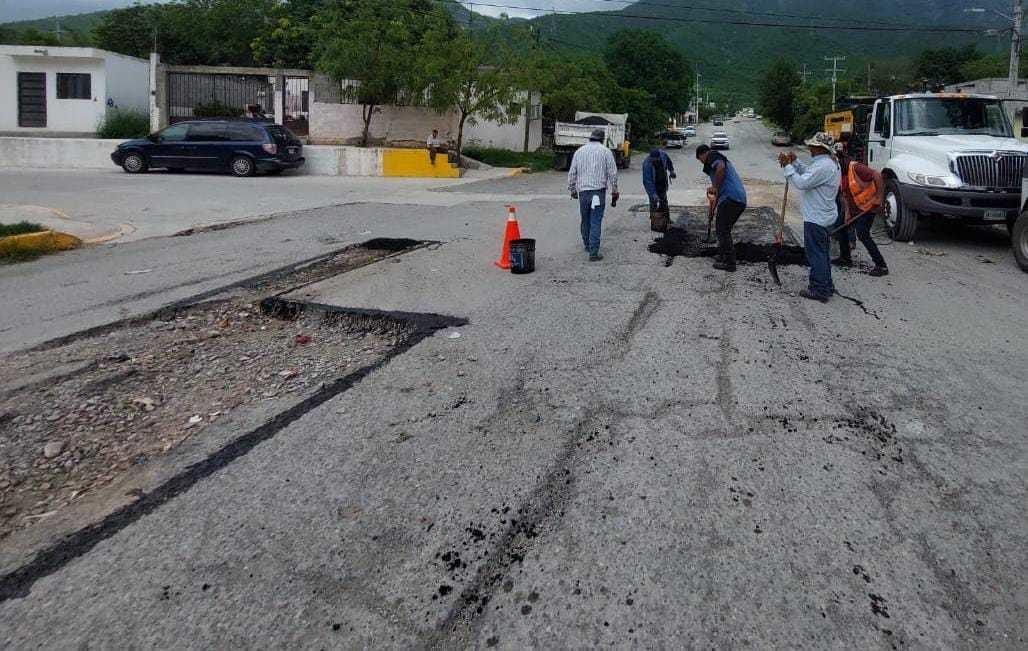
[784,155,841,227]
[568,141,619,194]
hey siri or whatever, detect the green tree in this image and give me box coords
[94,5,158,59]
[252,0,324,69]
[523,53,615,122]
[603,29,691,117]
[423,22,524,162]
[316,0,435,147]
[758,58,802,132]
[914,45,980,87]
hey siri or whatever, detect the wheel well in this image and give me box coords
[882,169,897,181]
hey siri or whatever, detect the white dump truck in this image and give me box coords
[552,112,631,171]
[866,93,1028,241]
[1015,166,1028,271]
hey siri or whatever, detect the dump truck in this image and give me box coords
[824,96,877,164]
[553,112,631,171]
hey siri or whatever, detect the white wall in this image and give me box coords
[310,103,458,145]
[0,54,105,133]
[103,52,150,115]
[464,111,542,152]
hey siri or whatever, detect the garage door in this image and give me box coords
[18,72,47,128]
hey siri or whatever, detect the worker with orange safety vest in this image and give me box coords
[833,144,889,277]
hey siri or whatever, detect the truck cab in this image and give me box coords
[866,93,1028,241]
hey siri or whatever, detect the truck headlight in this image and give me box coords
[907,172,958,188]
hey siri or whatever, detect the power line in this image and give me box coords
[444,0,1002,33]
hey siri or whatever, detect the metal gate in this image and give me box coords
[167,72,274,123]
[283,76,310,136]
[17,72,46,128]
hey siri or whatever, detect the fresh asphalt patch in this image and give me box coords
[0,237,466,602]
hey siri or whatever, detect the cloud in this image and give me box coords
[460,0,633,20]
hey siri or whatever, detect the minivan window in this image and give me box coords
[187,123,227,142]
[160,124,189,142]
[226,124,264,142]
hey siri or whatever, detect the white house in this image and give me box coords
[0,46,150,136]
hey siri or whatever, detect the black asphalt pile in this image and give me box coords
[0,239,426,542]
[648,205,807,266]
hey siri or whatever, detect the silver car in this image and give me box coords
[711,131,730,150]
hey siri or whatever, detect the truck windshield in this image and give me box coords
[894,98,1012,137]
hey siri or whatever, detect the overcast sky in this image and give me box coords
[461,0,633,19]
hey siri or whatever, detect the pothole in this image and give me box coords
[0,238,432,543]
[648,205,807,267]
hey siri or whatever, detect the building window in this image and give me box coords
[57,73,91,100]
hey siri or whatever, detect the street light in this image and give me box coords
[965,3,1023,96]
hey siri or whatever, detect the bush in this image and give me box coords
[0,221,45,237]
[463,147,553,172]
[97,109,150,139]
[193,101,244,118]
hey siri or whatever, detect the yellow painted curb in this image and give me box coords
[382,148,461,178]
[0,230,83,257]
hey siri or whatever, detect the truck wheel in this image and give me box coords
[1013,212,1028,272]
[884,178,918,241]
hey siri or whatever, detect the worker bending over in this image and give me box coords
[696,144,747,272]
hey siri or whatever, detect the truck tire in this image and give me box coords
[1013,212,1028,272]
[884,177,918,241]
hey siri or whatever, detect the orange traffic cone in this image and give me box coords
[494,205,522,269]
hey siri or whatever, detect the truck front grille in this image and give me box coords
[954,153,1027,190]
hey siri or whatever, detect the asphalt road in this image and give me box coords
[1,122,1025,648]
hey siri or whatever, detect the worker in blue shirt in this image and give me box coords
[696,144,747,272]
[779,132,842,303]
[642,149,676,217]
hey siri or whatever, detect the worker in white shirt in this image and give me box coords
[568,129,620,262]
[427,129,445,164]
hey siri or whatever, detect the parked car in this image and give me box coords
[711,131,730,150]
[772,131,791,146]
[683,126,697,137]
[111,119,305,177]
[661,131,685,149]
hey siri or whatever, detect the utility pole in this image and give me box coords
[694,71,702,118]
[800,64,811,84]
[825,56,846,111]
[867,62,872,95]
[1009,0,1023,97]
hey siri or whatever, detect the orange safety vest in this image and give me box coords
[848,164,880,213]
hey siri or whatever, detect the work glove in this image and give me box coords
[611,192,620,207]
[571,190,578,199]
[670,172,677,179]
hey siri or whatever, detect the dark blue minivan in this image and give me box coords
[111,120,305,177]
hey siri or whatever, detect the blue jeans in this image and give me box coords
[804,221,834,299]
[578,189,606,255]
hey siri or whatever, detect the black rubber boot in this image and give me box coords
[712,260,737,272]
[868,266,889,277]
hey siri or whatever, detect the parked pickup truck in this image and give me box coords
[553,112,631,170]
[866,93,1028,241]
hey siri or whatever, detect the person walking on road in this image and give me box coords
[643,149,676,217]
[833,145,889,277]
[696,144,747,272]
[779,132,842,303]
[568,128,620,262]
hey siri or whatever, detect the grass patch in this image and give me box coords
[463,147,554,173]
[0,221,45,237]
[97,109,150,140]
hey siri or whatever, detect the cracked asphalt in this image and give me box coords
[1,121,1025,649]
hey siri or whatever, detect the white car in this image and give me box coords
[683,126,697,137]
[711,131,730,150]
[661,131,685,149]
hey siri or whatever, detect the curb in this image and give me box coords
[0,230,83,257]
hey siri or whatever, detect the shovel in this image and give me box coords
[704,194,716,243]
[768,180,789,286]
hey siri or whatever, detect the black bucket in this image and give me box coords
[509,238,536,274]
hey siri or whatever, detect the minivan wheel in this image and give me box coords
[884,178,918,241]
[230,156,255,177]
[121,153,148,174]
[1013,212,1028,272]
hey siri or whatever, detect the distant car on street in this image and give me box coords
[772,131,792,146]
[111,120,305,177]
[661,131,685,149]
[711,131,730,150]
[712,116,724,126]
[683,125,697,137]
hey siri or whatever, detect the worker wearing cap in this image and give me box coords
[833,144,889,277]
[778,132,842,303]
[696,144,747,272]
[568,128,620,262]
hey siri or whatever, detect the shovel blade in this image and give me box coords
[768,246,782,286]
